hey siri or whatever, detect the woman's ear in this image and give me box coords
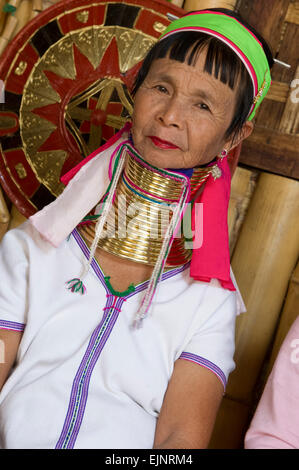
[225,120,254,152]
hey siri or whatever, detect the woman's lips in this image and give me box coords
[148,136,179,149]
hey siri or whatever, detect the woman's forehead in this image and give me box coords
[145,56,238,101]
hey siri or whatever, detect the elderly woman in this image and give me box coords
[0,9,272,449]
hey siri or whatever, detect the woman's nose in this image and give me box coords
[157,99,184,129]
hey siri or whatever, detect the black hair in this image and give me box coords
[132,8,273,145]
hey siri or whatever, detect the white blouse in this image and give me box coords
[0,221,238,449]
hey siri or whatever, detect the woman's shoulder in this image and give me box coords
[0,220,54,254]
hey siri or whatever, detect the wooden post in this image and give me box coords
[228,167,259,256]
[210,173,299,449]
[184,0,237,12]
[0,0,21,56]
[8,204,26,230]
[228,173,299,403]
[30,0,43,19]
[0,0,7,36]
[209,396,250,449]
[42,0,62,7]
[169,0,184,7]
[14,0,33,35]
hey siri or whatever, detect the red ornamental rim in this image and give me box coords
[0,0,184,70]
[0,0,184,218]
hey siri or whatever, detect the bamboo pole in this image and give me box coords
[228,167,259,256]
[0,0,21,56]
[209,174,299,449]
[169,0,184,7]
[42,0,62,8]
[0,0,63,55]
[184,0,237,12]
[0,14,17,56]
[209,396,250,449]
[14,0,32,35]
[8,204,26,230]
[227,173,299,403]
[0,0,7,36]
[33,0,42,9]
[30,0,42,19]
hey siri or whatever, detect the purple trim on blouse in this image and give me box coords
[0,320,25,332]
[55,230,191,448]
[55,294,124,449]
[72,228,190,295]
[179,352,227,389]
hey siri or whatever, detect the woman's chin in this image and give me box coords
[132,138,181,169]
[140,147,181,169]
[142,155,175,169]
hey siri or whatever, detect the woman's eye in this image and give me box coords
[154,85,168,93]
[196,102,210,111]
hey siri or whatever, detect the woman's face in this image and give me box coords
[131,51,246,169]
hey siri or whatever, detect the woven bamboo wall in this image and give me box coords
[0,0,298,449]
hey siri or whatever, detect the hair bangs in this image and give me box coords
[131,6,274,144]
[142,31,245,92]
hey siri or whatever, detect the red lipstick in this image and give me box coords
[149,136,179,150]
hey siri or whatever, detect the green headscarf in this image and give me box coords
[160,10,272,120]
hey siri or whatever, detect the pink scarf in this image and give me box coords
[190,155,235,290]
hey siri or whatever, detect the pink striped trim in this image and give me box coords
[185,11,263,48]
[124,148,192,254]
[168,189,190,246]
[162,26,258,96]
[0,319,25,332]
[179,351,226,390]
[108,139,130,180]
[125,147,186,186]
[123,171,178,203]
